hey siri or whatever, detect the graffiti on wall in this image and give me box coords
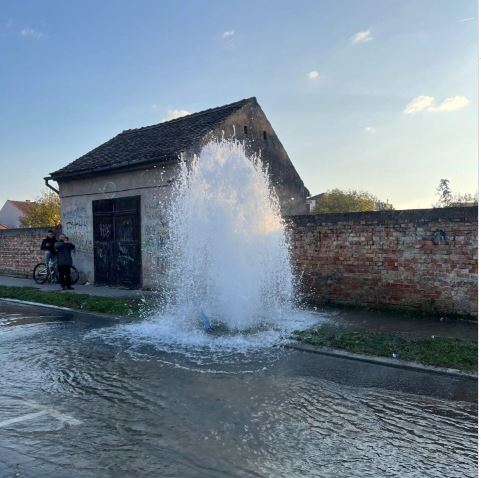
[63,206,92,254]
[142,197,169,283]
[142,199,168,271]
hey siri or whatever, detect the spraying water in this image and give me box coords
[163,138,294,331]
[90,139,320,358]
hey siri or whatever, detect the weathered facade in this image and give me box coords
[48,97,308,289]
[289,207,478,317]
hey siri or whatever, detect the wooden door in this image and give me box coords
[93,196,141,288]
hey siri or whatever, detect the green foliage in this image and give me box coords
[0,285,141,316]
[20,189,61,228]
[313,189,394,214]
[295,325,477,372]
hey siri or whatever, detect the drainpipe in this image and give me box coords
[44,177,61,233]
[44,177,59,194]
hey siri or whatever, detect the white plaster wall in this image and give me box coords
[0,201,24,228]
[59,164,178,289]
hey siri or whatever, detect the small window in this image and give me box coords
[244,125,248,135]
[263,130,267,140]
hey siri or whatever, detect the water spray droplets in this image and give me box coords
[92,139,320,357]
[162,139,294,331]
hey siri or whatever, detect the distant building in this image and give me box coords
[0,200,36,228]
[306,193,325,213]
[47,97,309,289]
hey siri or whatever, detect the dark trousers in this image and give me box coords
[58,265,71,289]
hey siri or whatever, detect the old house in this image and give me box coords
[0,200,36,228]
[306,193,326,213]
[47,97,309,289]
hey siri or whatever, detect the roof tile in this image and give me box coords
[50,97,255,180]
[8,200,36,215]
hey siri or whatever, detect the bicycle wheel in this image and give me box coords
[49,266,59,284]
[33,263,48,284]
[70,266,79,285]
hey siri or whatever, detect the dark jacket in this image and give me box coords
[55,240,75,266]
[41,236,57,254]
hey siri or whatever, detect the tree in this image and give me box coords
[313,189,394,213]
[434,179,477,208]
[20,189,61,227]
[435,179,453,207]
[450,192,478,207]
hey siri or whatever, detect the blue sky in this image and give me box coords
[0,0,477,209]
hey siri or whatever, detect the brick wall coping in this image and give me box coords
[0,227,59,237]
[286,206,477,227]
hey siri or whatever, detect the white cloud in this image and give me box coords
[163,109,191,121]
[351,29,373,44]
[364,126,376,134]
[403,96,435,114]
[459,17,475,22]
[20,27,45,39]
[307,71,319,80]
[403,95,469,114]
[432,96,469,112]
[222,30,235,39]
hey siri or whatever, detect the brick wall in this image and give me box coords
[288,207,478,317]
[0,227,59,278]
[0,209,477,318]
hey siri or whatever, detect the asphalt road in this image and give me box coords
[0,301,477,478]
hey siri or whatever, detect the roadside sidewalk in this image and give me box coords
[0,275,154,300]
[311,304,477,343]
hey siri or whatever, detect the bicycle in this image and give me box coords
[33,259,79,285]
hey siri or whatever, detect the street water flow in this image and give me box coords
[0,303,477,478]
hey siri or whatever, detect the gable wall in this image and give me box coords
[209,102,309,215]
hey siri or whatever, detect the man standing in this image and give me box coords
[40,229,57,271]
[55,234,76,291]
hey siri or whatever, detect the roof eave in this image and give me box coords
[48,156,180,182]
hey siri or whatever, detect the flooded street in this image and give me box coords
[0,301,477,478]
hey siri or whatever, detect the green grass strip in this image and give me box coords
[0,285,141,316]
[1,285,476,372]
[295,325,477,373]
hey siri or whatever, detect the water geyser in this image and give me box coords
[162,138,295,332]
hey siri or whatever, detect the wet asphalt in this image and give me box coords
[0,301,477,478]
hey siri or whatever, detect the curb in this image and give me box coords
[1,298,76,312]
[286,343,478,380]
[0,298,123,321]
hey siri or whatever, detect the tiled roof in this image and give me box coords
[0,224,8,230]
[50,97,256,180]
[8,200,36,215]
[307,193,325,201]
